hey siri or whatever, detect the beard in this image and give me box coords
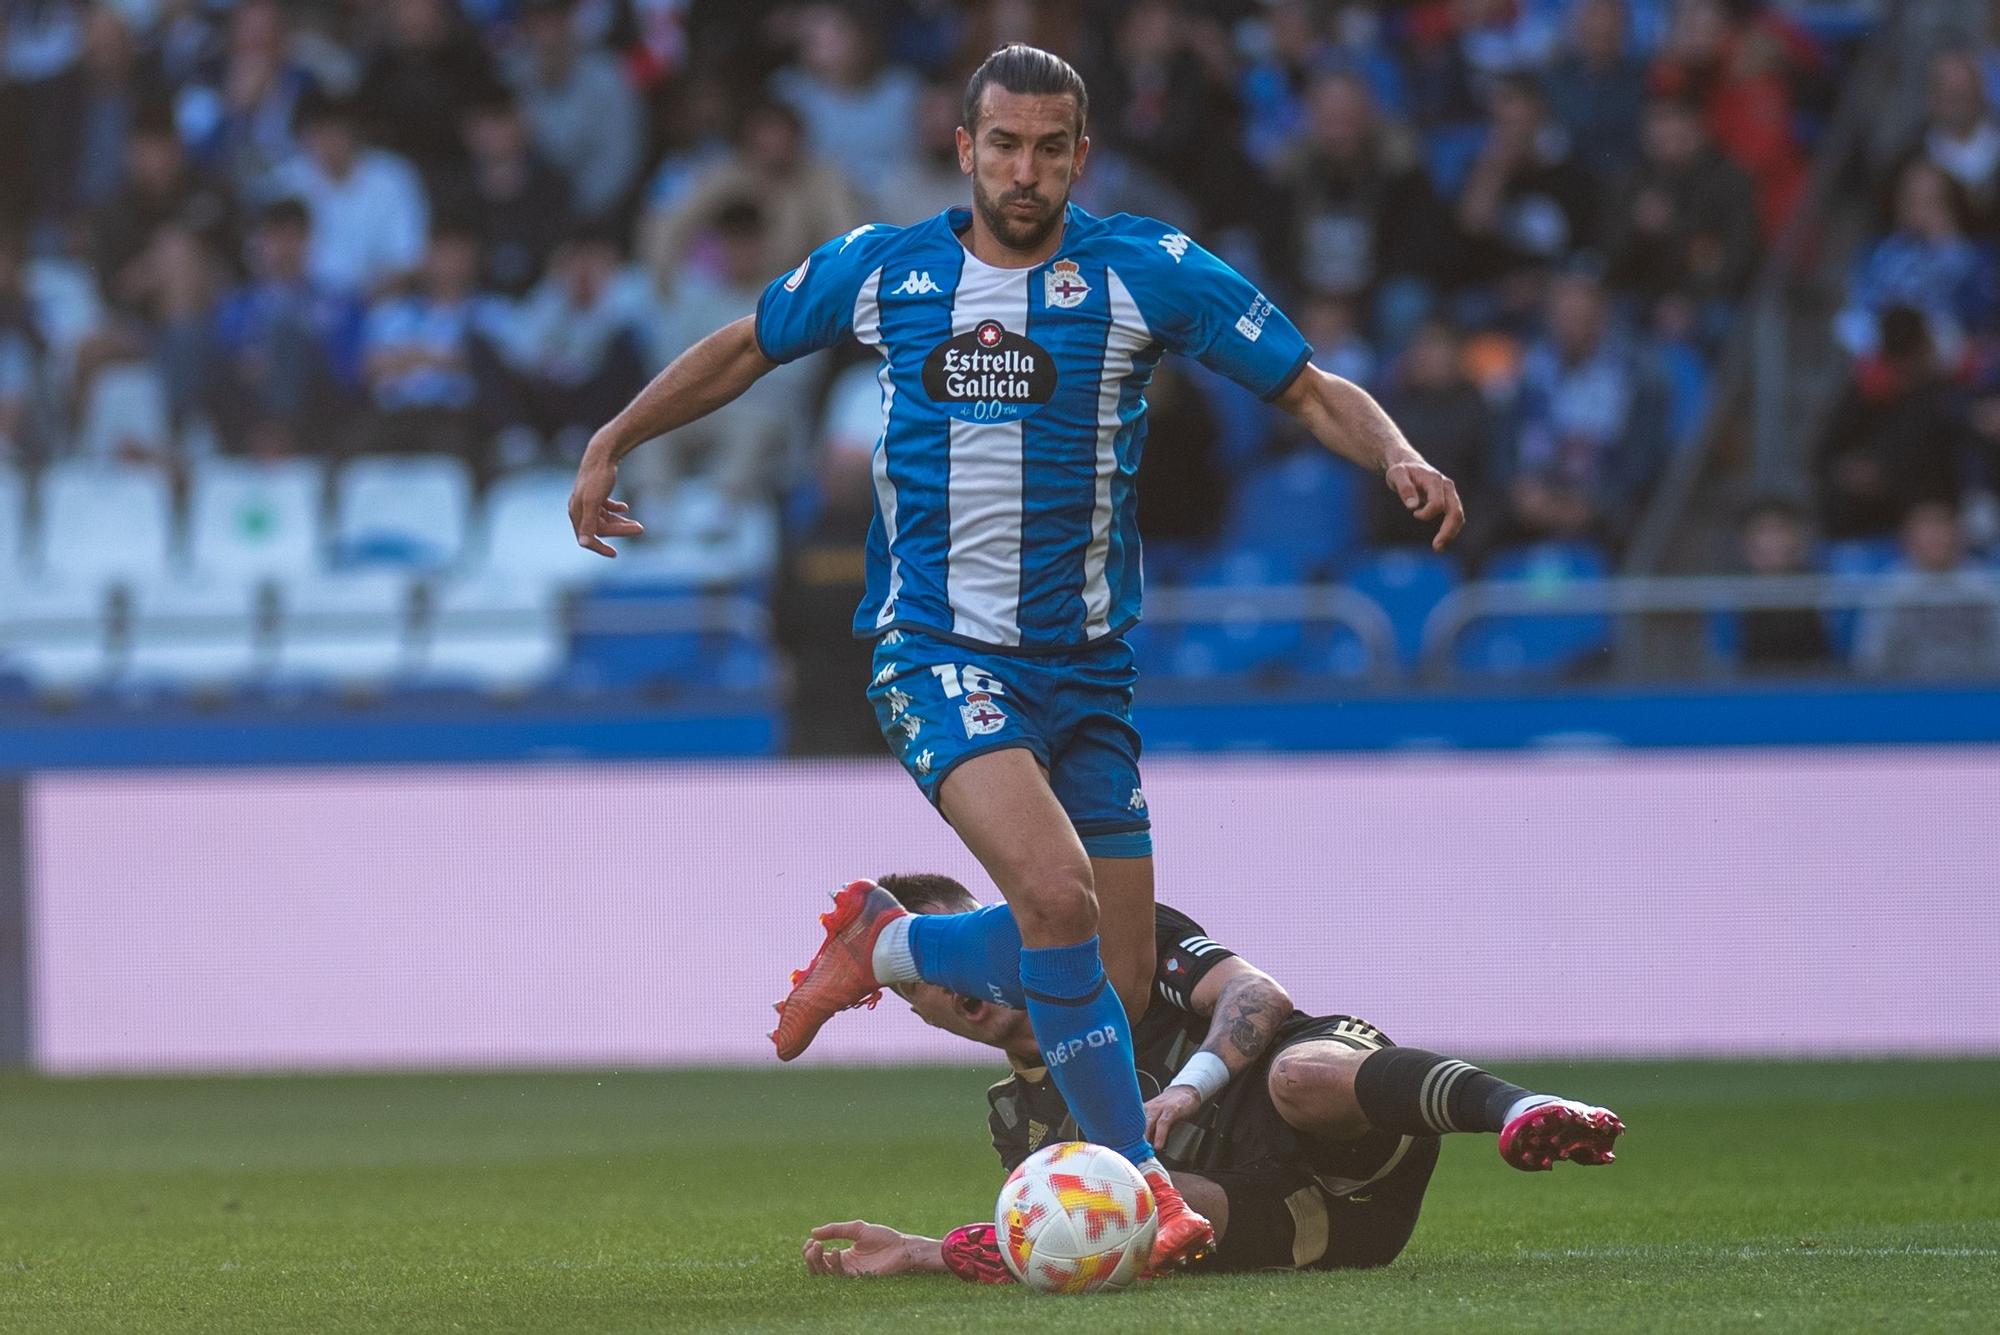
[971,176,1067,253]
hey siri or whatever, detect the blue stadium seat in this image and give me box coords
[1163,549,1306,681]
[1659,341,1712,446]
[565,585,777,695]
[1342,547,1461,671]
[1454,541,1612,678]
[1217,450,1362,579]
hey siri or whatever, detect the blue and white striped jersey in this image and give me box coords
[755,203,1313,652]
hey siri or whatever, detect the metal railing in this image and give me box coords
[1142,583,1401,686]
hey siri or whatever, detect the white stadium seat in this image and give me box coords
[121,575,265,691]
[596,482,780,587]
[333,455,473,569]
[74,362,174,462]
[36,460,175,585]
[469,468,602,586]
[0,576,111,690]
[417,572,565,692]
[188,458,326,581]
[0,465,24,585]
[269,570,414,688]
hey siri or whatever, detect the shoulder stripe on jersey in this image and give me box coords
[1178,935,1224,957]
[1082,267,1148,638]
[945,261,1029,645]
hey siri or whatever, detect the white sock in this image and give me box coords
[870,914,919,985]
[1504,1094,1564,1127]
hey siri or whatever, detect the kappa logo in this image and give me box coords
[1158,231,1191,262]
[1044,258,1089,309]
[884,686,913,718]
[1127,787,1147,812]
[912,748,935,777]
[838,224,876,252]
[891,270,942,295]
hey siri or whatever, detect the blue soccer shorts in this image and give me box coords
[865,629,1153,857]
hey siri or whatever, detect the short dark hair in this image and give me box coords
[710,196,765,238]
[962,43,1087,135]
[877,873,978,915]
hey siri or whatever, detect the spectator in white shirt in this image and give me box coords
[771,3,919,205]
[270,91,429,296]
[511,0,645,222]
[359,221,501,464]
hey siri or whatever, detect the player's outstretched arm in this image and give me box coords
[568,314,777,556]
[1143,957,1293,1147]
[801,1220,950,1277]
[1273,365,1465,552]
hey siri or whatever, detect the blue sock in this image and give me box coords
[908,905,1026,1008]
[1018,937,1154,1167]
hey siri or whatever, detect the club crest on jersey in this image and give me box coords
[960,691,1007,737]
[1043,259,1089,309]
[922,320,1058,423]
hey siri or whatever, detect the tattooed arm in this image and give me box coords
[1143,957,1295,1146]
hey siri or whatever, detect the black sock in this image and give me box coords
[1351,1048,1537,1136]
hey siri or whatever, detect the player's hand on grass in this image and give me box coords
[802,1220,927,1277]
[1386,460,1464,552]
[568,455,644,558]
[1144,1084,1205,1147]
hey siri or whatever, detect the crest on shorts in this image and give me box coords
[960,691,1007,737]
[1043,259,1089,309]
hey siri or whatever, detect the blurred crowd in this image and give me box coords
[1,0,1869,564]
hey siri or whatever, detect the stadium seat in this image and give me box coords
[269,570,415,689]
[0,464,24,585]
[1216,450,1361,580]
[599,482,781,588]
[1343,547,1461,671]
[187,458,326,582]
[1165,548,1306,681]
[1453,541,1612,678]
[417,572,565,693]
[565,583,776,694]
[332,455,473,570]
[121,575,265,692]
[74,362,174,462]
[467,468,604,587]
[35,460,176,586]
[0,577,111,691]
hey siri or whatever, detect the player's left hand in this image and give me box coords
[1386,460,1464,552]
[1143,1084,1205,1147]
[803,1220,917,1278]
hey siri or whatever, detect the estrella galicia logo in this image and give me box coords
[921,320,1057,423]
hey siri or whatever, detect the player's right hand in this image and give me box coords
[802,1220,918,1277]
[568,457,643,558]
[1143,1084,1204,1147]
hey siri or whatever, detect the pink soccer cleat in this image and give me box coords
[941,1223,1015,1285]
[1498,1099,1626,1171]
[769,879,909,1061]
[1140,1165,1214,1274]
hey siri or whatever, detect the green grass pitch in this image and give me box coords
[2,1060,1996,1332]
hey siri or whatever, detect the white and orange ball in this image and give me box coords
[994,1141,1158,1294]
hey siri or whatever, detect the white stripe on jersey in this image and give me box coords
[852,268,904,628]
[1083,268,1149,637]
[1178,935,1224,957]
[945,261,1029,645]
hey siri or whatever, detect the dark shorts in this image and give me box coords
[865,628,1151,849]
[1188,1014,1441,1273]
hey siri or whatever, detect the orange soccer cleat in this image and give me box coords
[769,879,909,1061]
[1498,1099,1626,1171]
[1140,1165,1215,1274]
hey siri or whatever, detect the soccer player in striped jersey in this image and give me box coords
[798,875,1624,1282]
[568,43,1463,1272]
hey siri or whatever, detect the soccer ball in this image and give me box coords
[994,1141,1158,1294]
